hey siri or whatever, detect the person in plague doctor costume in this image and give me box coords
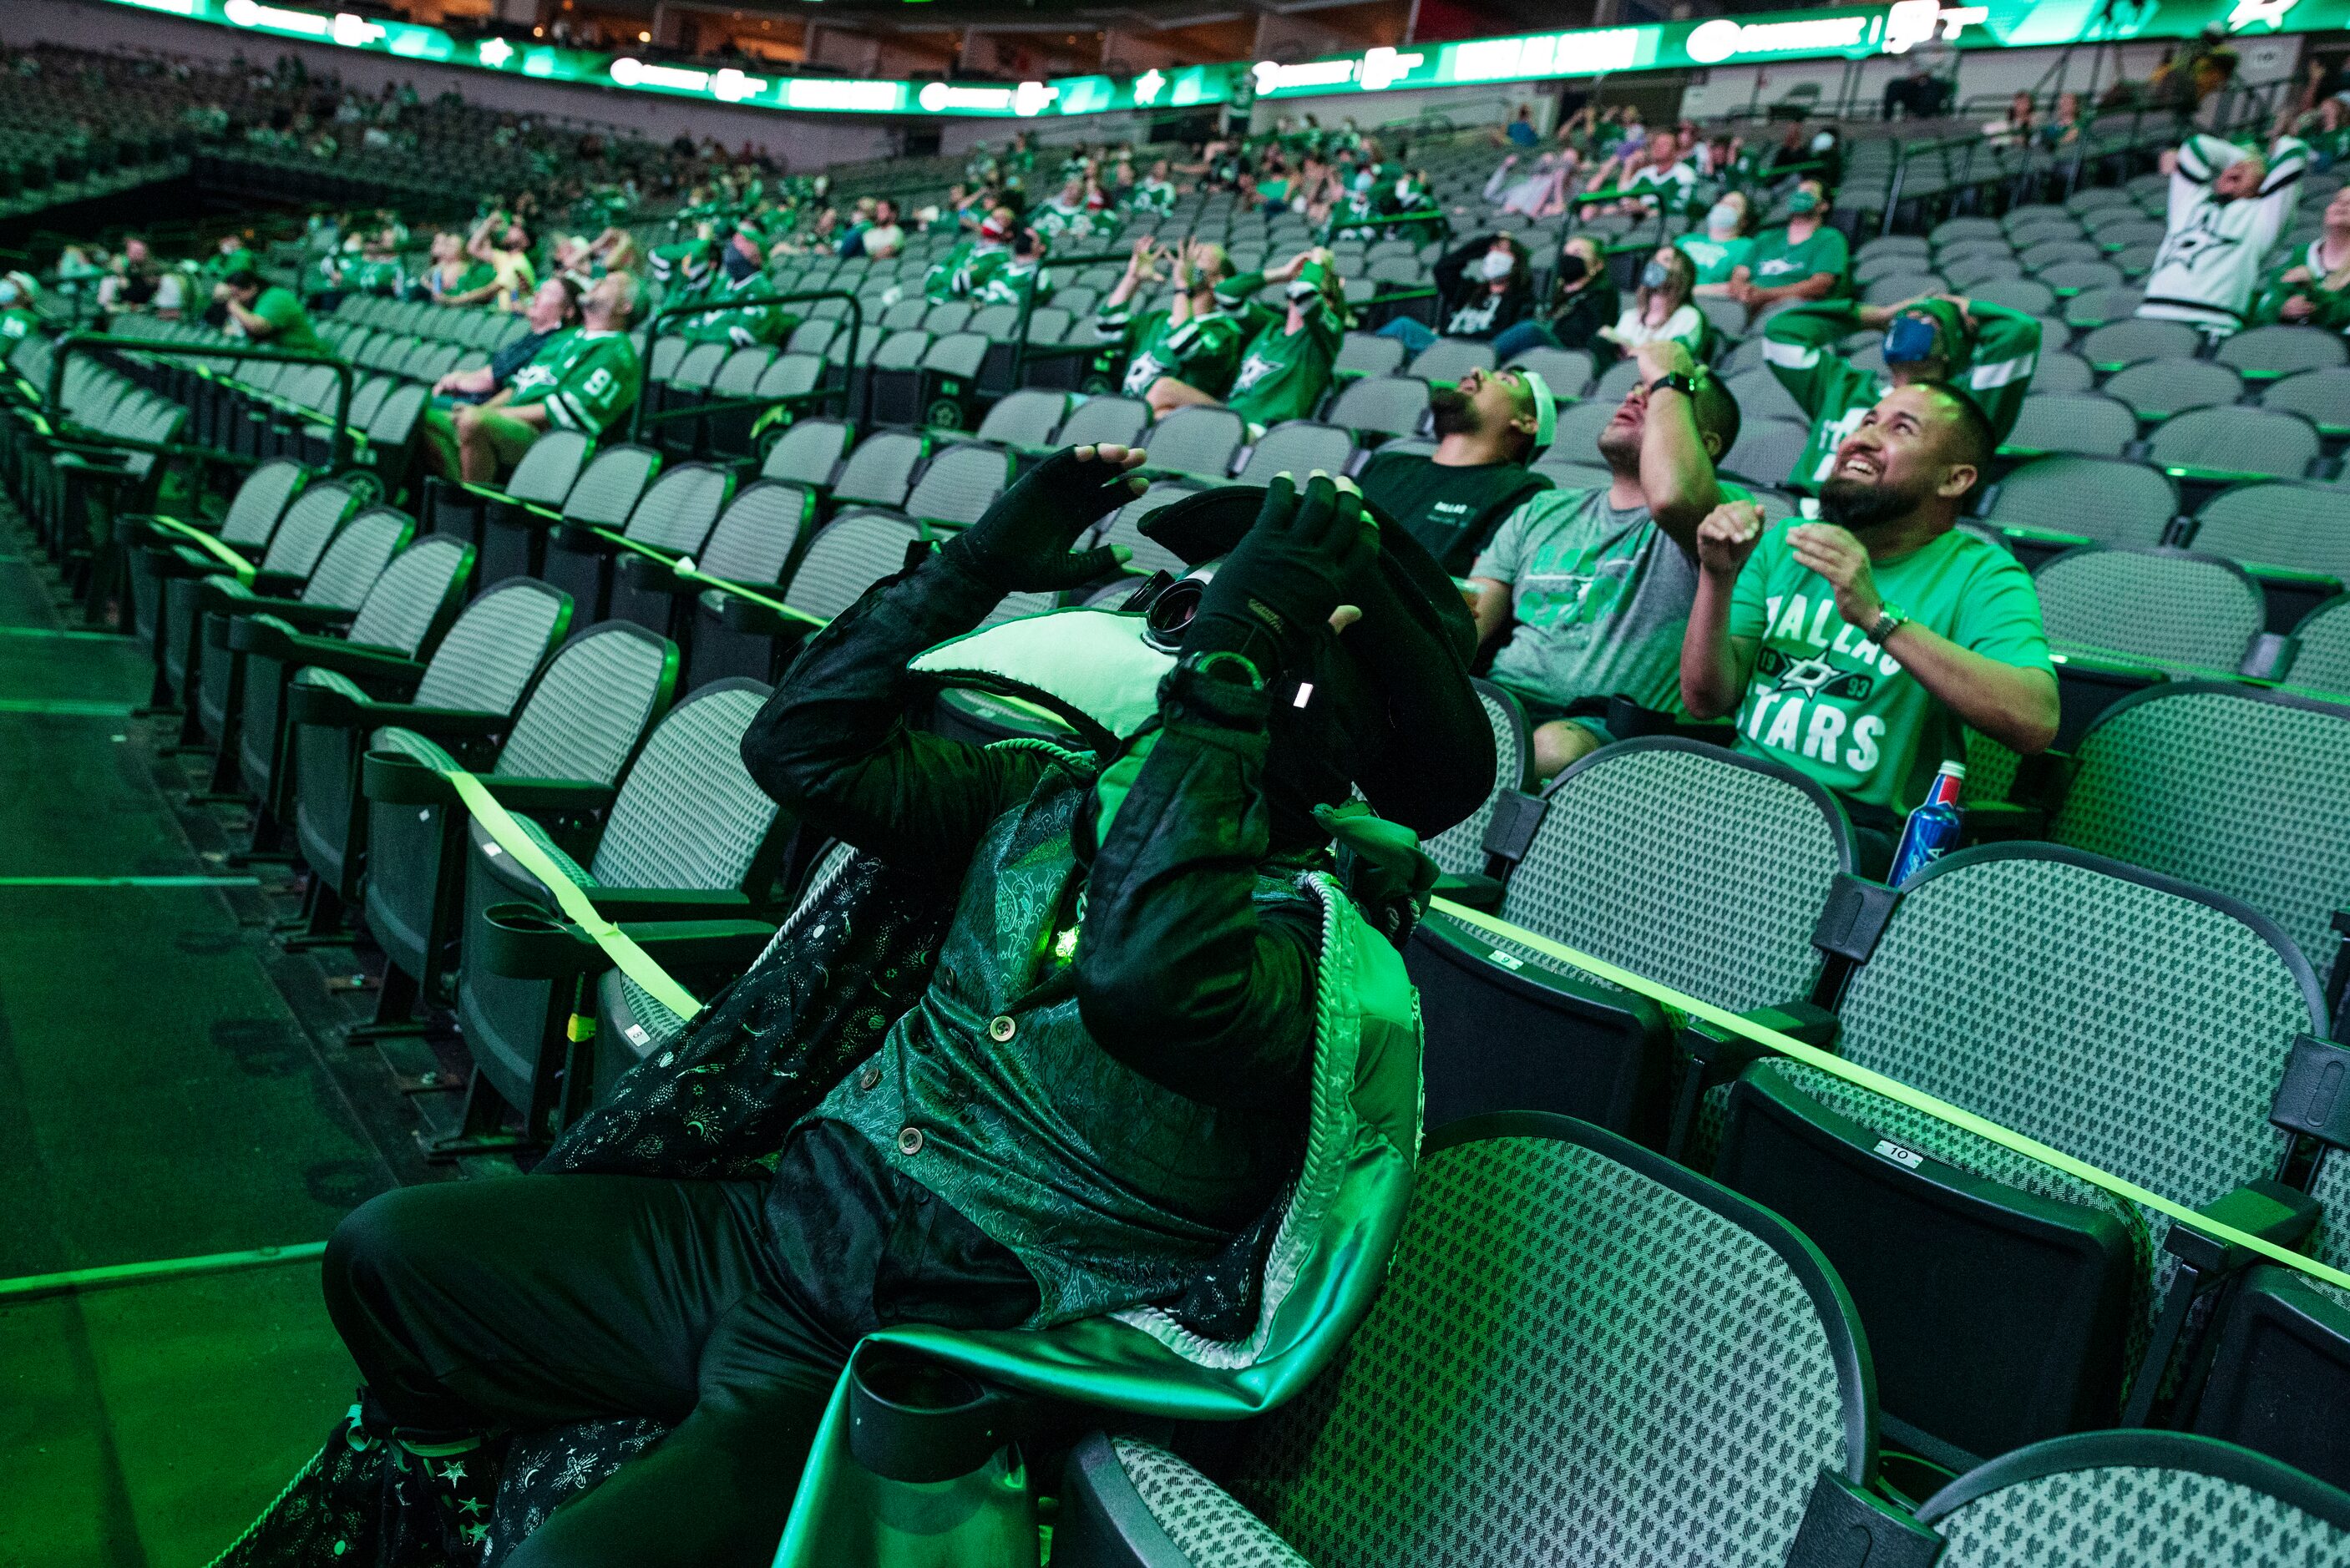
[210,446,1495,1568]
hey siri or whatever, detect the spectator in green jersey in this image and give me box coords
[451,271,641,482]
[220,270,325,358]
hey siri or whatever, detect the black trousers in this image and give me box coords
[322,1126,1038,1568]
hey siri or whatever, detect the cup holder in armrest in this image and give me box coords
[849,1344,1036,1485]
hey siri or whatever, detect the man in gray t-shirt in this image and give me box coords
[1470,340,1743,777]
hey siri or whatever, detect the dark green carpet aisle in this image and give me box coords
[0,513,433,1565]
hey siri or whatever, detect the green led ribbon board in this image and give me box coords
[104,0,2350,118]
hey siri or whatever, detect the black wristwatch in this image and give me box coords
[1652,372,1700,398]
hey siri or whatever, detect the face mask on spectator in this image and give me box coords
[1556,253,1588,285]
[1788,189,1821,214]
[1706,201,1740,235]
[1352,169,1373,193]
[1394,178,1415,201]
[1640,260,1670,290]
[1811,132,1837,154]
[1481,249,1514,281]
[722,244,758,283]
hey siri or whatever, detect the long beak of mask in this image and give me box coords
[909,601,1179,756]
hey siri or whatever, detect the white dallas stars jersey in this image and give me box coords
[2140,134,2308,333]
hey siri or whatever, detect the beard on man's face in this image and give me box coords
[1428,386,1481,438]
[1817,471,1930,533]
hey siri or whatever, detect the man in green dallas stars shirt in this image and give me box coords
[1763,291,2039,493]
[1094,235,1251,412]
[1681,382,2058,873]
[451,272,643,482]
[1147,246,1348,433]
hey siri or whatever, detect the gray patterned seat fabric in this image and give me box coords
[502,430,592,508]
[904,444,1010,527]
[455,682,779,1141]
[2002,392,2136,458]
[2190,482,2350,583]
[1067,1121,1871,1568]
[832,432,927,510]
[1146,406,1244,478]
[562,446,660,528]
[1327,377,1430,441]
[1420,680,1530,880]
[1093,483,1198,579]
[2033,546,2264,671]
[2052,684,2350,979]
[1916,1431,2350,1566]
[2147,406,2322,480]
[759,418,851,488]
[2292,599,2350,699]
[1723,847,2323,1452]
[785,512,925,621]
[693,482,812,589]
[617,465,732,556]
[1493,741,1849,1009]
[342,536,469,655]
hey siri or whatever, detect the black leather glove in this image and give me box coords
[1183,472,1374,680]
[939,444,1143,592]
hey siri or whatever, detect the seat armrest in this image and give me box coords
[1666,1000,1839,1164]
[1054,1432,1233,1568]
[615,550,685,596]
[276,641,428,693]
[474,902,776,982]
[584,888,757,922]
[466,775,621,813]
[555,519,622,557]
[1431,871,1503,912]
[2164,1181,2320,1276]
[246,569,306,599]
[485,498,564,535]
[290,680,498,732]
[716,589,823,638]
[1960,801,2046,845]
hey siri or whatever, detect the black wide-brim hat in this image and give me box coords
[1140,484,1496,837]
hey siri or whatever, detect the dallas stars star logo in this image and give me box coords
[1232,352,1279,391]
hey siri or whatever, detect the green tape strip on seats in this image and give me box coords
[440,767,705,1023]
[1426,896,2350,1296]
[144,515,256,584]
[580,523,823,627]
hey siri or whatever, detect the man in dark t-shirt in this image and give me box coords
[1357,364,1552,575]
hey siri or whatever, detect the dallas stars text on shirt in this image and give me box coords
[1740,587,1901,776]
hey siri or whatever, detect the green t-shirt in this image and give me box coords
[1746,223,1850,293]
[682,272,791,347]
[0,306,40,341]
[1225,300,1343,429]
[504,327,641,434]
[1763,299,2041,493]
[1675,233,1755,287]
[247,286,323,357]
[1471,482,1747,718]
[1726,522,2052,811]
[1356,448,1552,576]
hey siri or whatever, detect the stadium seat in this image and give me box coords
[2147,406,2323,485]
[1971,276,2057,316]
[1419,679,1531,893]
[1406,337,1495,385]
[1506,345,1596,397]
[2260,366,2350,438]
[1712,843,2327,1466]
[1914,1430,2350,1564]
[1090,480,1198,581]
[2027,350,2094,392]
[2062,286,2143,329]
[354,620,677,1035]
[445,680,788,1152]
[2034,544,2267,736]
[900,442,1010,529]
[1139,405,1243,481]
[1325,375,1429,443]
[2102,358,2242,424]
[2218,324,2349,382]
[543,463,732,630]
[1721,417,1808,488]
[1054,395,1151,452]
[477,444,660,590]
[2183,483,2350,629]
[2047,681,2350,1022]
[758,417,854,490]
[965,388,1067,453]
[160,480,363,718]
[1407,740,1852,1141]
[281,579,571,946]
[828,429,927,513]
[1546,400,1619,466]
[122,456,305,680]
[1724,366,1806,425]
[2289,594,2350,697]
[1233,421,1354,485]
[2001,392,2137,458]
[1331,331,1403,382]
[422,428,590,557]
[2077,319,2201,374]
[188,503,413,781]
[226,534,473,853]
[1055,1115,1882,1568]
[1977,455,2178,565]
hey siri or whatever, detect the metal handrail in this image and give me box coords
[48,333,356,469]
[628,287,864,440]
